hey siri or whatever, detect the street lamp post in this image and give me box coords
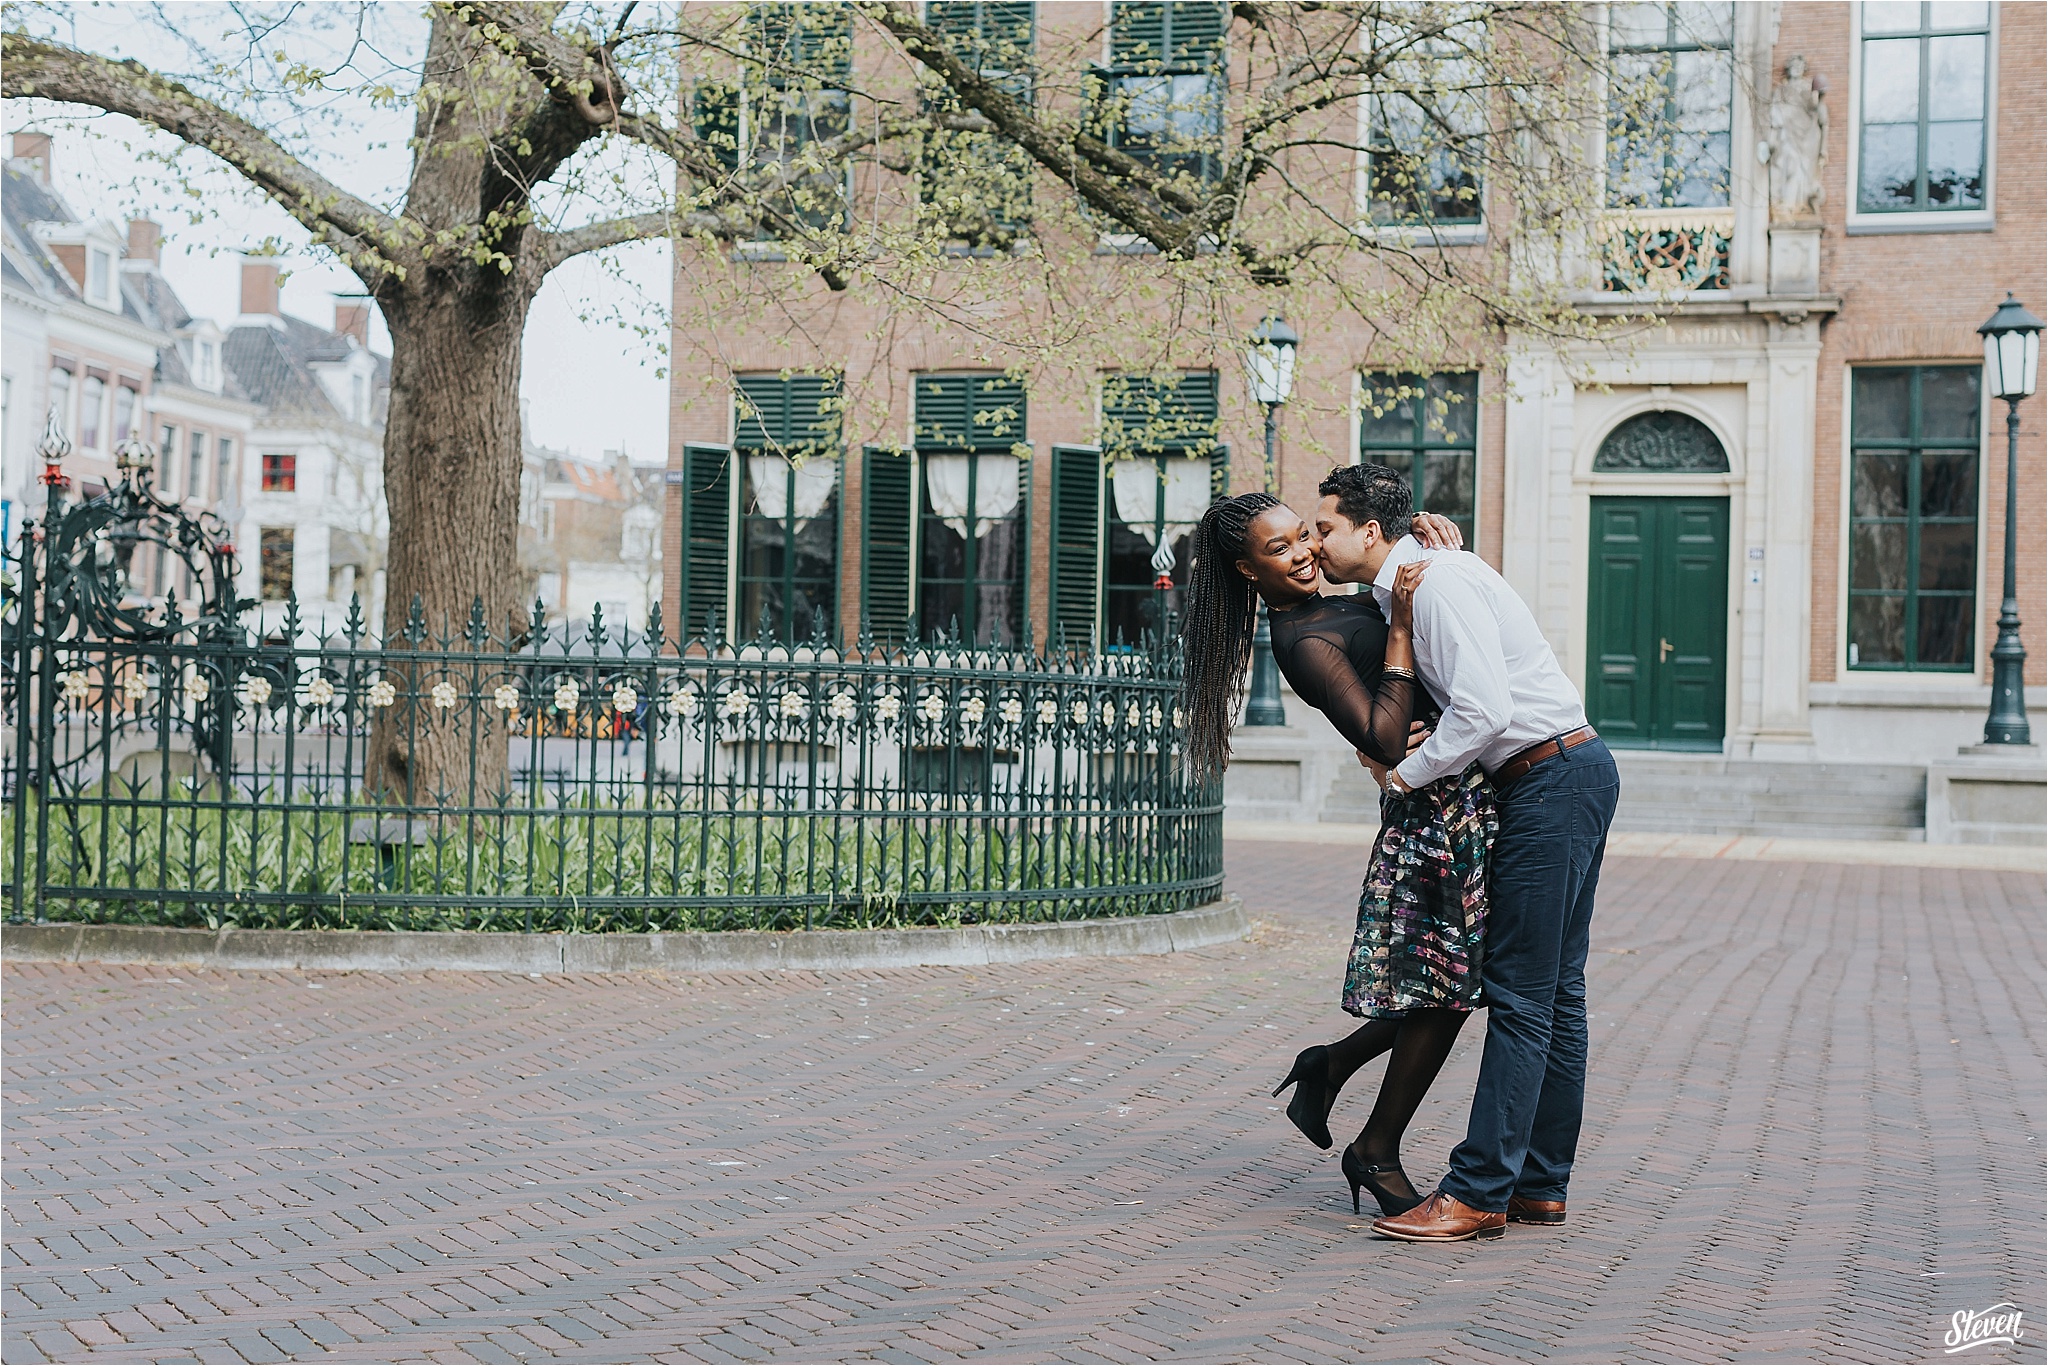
[1976,293,2042,746]
[1242,316,1299,728]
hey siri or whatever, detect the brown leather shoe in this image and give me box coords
[1507,1195,1567,1225]
[1371,1190,1506,1242]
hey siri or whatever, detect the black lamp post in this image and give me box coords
[1976,293,2041,746]
[1242,316,1299,727]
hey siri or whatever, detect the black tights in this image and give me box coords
[1322,1007,1471,1201]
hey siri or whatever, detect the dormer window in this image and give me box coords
[86,246,116,309]
[195,339,219,390]
[352,373,367,424]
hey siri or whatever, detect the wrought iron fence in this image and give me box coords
[2,455,1221,933]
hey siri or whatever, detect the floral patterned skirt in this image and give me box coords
[1342,764,1497,1018]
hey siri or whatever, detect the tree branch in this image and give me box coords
[1,32,406,280]
[545,210,708,263]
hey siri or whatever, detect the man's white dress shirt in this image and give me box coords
[1370,536,1589,789]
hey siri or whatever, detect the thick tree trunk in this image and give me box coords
[364,264,539,805]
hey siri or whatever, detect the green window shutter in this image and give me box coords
[1049,444,1103,646]
[913,376,971,450]
[1103,370,1220,457]
[1166,2,1225,62]
[737,373,842,457]
[692,81,740,171]
[678,443,734,641]
[752,3,854,82]
[928,1,1036,59]
[916,374,1028,452]
[862,445,916,645]
[1210,441,1230,500]
[1111,2,1167,63]
[1112,1,1222,64]
[970,374,1026,451]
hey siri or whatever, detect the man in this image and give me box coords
[1313,462,1620,1242]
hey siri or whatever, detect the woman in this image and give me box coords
[1178,492,1496,1218]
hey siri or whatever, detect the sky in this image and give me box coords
[14,4,673,468]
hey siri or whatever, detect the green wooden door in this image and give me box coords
[1587,497,1729,748]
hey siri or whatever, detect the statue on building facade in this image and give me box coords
[1767,55,1829,222]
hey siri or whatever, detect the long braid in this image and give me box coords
[1179,492,1280,778]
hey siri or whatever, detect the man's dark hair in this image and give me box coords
[1319,462,1413,540]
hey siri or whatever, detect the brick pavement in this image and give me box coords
[3,844,2043,1364]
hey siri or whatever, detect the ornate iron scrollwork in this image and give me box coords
[1594,410,1730,473]
[39,437,243,643]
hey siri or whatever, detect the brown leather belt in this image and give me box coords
[1492,726,1599,785]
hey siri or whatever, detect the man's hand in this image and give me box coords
[1412,512,1465,551]
[1406,720,1431,756]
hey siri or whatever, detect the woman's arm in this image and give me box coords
[1289,634,1418,768]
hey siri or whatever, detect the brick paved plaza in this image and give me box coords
[4,843,2043,1364]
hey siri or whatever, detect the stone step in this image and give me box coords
[1317,752,1930,838]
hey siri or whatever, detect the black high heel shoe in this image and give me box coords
[1271,1046,1337,1150]
[1342,1147,1423,1217]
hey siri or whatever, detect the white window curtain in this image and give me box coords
[1110,454,1210,546]
[747,455,838,531]
[923,453,1021,540]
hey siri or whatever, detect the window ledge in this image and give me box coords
[1845,211,1994,236]
[1812,680,2046,709]
[1354,222,1486,247]
[1093,233,1221,256]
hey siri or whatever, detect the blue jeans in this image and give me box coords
[1439,737,1619,1212]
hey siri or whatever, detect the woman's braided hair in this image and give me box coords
[1178,491,1281,779]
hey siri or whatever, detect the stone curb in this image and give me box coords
[0,896,1247,976]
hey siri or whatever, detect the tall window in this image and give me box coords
[216,436,234,503]
[259,527,294,602]
[1848,365,1979,671]
[1359,373,1478,545]
[188,429,209,501]
[747,4,855,234]
[79,374,104,450]
[114,384,139,444]
[920,2,1036,249]
[158,425,180,496]
[1101,371,1221,647]
[736,373,842,643]
[1364,18,1484,226]
[1606,2,1734,209]
[1857,2,1988,213]
[1098,2,1227,189]
[46,366,72,440]
[913,374,1027,645]
[261,452,297,492]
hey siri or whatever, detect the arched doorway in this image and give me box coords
[1586,411,1731,748]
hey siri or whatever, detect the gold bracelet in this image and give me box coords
[1380,665,1418,682]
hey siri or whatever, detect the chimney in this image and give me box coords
[11,132,51,185]
[333,298,371,346]
[240,259,280,317]
[127,219,161,265]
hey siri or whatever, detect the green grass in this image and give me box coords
[3,786,1221,933]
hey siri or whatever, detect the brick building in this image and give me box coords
[668,2,2043,839]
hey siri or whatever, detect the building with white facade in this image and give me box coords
[223,261,389,634]
[3,133,390,637]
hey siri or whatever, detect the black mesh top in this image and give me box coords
[1266,592,1440,767]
